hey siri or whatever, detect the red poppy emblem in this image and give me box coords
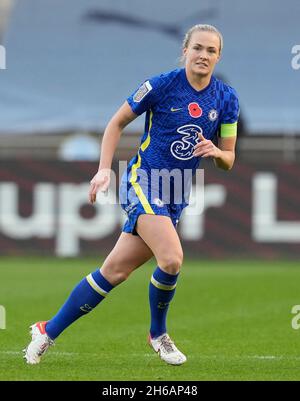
[188,102,202,118]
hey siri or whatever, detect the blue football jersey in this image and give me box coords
[121,68,239,209]
[126,68,239,175]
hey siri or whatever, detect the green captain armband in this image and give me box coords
[220,122,237,138]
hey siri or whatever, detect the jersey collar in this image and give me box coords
[181,68,214,96]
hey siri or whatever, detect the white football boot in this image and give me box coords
[23,321,54,364]
[148,333,187,365]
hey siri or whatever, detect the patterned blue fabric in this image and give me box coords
[149,267,179,338]
[126,68,239,173]
[120,68,239,233]
[122,199,183,235]
[46,269,114,339]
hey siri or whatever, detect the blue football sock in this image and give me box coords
[149,266,179,339]
[45,269,114,340]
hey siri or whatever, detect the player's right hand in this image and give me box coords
[89,169,111,204]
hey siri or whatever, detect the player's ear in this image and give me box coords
[181,48,187,65]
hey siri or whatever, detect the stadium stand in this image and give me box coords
[0,0,299,258]
[0,0,299,161]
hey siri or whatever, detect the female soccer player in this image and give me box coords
[24,24,239,366]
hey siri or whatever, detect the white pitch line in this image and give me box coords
[2,351,300,361]
[250,355,278,360]
[166,354,300,361]
[0,351,22,355]
[0,351,79,357]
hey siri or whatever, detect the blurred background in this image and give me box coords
[0,0,299,259]
[1,2,300,381]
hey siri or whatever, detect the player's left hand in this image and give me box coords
[193,132,222,158]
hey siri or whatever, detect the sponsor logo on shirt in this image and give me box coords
[170,124,202,160]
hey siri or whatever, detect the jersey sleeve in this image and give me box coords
[126,75,162,115]
[220,88,240,138]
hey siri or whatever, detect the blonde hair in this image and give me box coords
[181,24,223,63]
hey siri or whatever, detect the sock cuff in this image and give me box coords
[152,266,179,287]
[86,269,114,297]
[93,269,114,291]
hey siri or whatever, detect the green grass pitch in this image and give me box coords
[1,257,300,381]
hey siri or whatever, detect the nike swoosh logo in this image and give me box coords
[170,107,183,112]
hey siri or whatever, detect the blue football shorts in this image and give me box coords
[119,174,186,236]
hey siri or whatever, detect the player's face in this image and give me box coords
[183,31,221,77]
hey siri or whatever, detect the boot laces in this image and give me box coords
[160,335,175,354]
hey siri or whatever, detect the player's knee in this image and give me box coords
[111,269,130,284]
[158,251,183,274]
[101,260,132,285]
